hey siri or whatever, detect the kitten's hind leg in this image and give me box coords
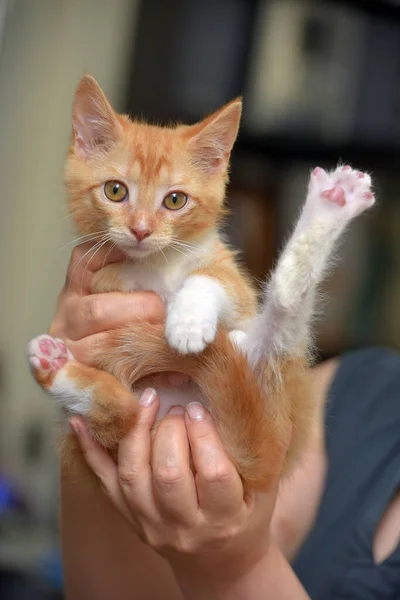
[243,166,375,469]
[246,165,375,363]
[27,334,138,450]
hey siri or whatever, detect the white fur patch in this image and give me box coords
[119,232,219,301]
[228,329,248,352]
[166,275,230,354]
[50,369,92,417]
[245,165,375,362]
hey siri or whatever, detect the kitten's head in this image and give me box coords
[65,75,242,259]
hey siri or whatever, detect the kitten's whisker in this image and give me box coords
[160,248,168,266]
[102,241,118,269]
[169,244,201,267]
[170,242,205,263]
[60,230,110,252]
[80,236,112,292]
[60,209,80,220]
[67,237,110,291]
[170,240,219,278]
[170,239,201,251]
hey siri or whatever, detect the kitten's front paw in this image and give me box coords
[166,307,218,354]
[27,334,73,387]
[307,165,375,223]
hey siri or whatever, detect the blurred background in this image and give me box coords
[1,0,400,596]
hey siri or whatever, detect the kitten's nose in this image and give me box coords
[130,227,152,242]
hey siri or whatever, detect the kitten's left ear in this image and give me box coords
[185,98,242,173]
[72,75,121,157]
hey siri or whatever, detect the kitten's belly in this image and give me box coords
[135,378,208,421]
[155,385,207,420]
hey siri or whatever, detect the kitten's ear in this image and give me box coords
[186,99,242,173]
[72,75,121,157]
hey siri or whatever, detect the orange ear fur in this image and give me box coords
[72,74,121,157]
[185,98,242,173]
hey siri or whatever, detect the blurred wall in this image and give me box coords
[0,0,139,521]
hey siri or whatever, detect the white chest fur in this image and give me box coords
[120,260,188,301]
[119,234,217,301]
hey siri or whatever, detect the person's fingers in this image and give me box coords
[185,402,243,517]
[65,243,126,294]
[59,292,165,342]
[117,389,160,517]
[152,407,198,522]
[69,417,132,523]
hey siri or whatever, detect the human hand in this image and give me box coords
[49,243,165,365]
[70,390,287,595]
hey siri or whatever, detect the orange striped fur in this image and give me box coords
[32,75,316,491]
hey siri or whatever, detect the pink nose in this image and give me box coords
[130,227,152,242]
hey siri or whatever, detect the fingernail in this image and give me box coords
[168,405,185,415]
[186,402,204,421]
[139,388,156,407]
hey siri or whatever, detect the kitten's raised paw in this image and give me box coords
[27,334,72,387]
[166,310,217,354]
[307,165,375,223]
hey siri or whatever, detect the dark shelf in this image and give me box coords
[328,0,400,21]
[235,133,400,171]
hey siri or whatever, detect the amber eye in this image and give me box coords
[104,181,128,202]
[163,192,188,211]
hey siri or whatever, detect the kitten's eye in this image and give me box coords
[163,191,188,210]
[104,181,128,202]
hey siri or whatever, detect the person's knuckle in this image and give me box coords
[142,524,172,554]
[86,296,104,324]
[147,536,170,556]
[118,464,140,488]
[155,464,186,487]
[222,522,241,543]
[150,529,194,556]
[173,532,197,555]
[203,463,232,486]
[206,525,238,550]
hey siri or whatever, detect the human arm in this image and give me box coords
[52,244,183,600]
[71,387,310,600]
[54,243,330,599]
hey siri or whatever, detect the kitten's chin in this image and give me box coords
[118,244,158,260]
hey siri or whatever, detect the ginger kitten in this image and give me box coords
[27,75,375,489]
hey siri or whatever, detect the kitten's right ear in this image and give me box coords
[72,75,121,157]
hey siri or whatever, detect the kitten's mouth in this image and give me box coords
[118,241,157,259]
[123,245,152,257]
[112,233,167,259]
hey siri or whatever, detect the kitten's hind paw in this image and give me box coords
[307,165,375,224]
[27,334,73,387]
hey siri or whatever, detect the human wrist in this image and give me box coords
[169,541,271,600]
[170,541,309,600]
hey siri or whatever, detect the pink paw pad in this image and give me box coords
[309,164,375,219]
[27,334,71,379]
[322,187,346,206]
[39,339,56,356]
